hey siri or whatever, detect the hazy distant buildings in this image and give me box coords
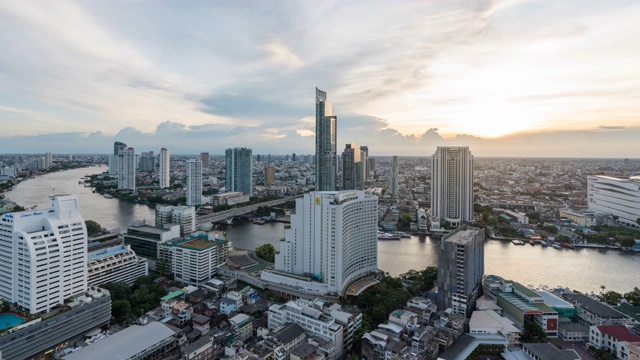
[225,147,253,195]
[262,191,378,296]
[159,147,170,188]
[587,175,640,228]
[264,165,275,187]
[437,227,484,317]
[44,151,53,168]
[114,141,127,155]
[200,152,209,169]
[118,147,136,191]
[186,159,203,206]
[139,151,155,172]
[315,88,337,191]
[360,145,369,182]
[342,143,356,190]
[109,141,127,175]
[0,195,88,314]
[431,146,474,227]
[390,155,398,197]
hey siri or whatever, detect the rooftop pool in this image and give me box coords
[0,313,26,331]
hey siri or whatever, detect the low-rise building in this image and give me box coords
[230,313,253,344]
[562,293,631,326]
[469,310,521,346]
[558,322,589,342]
[521,343,580,360]
[87,244,148,287]
[589,325,640,359]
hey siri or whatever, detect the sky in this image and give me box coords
[1,0,639,157]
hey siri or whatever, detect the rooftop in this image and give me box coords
[87,244,132,262]
[165,235,226,251]
[562,293,627,319]
[160,290,184,302]
[596,325,640,342]
[522,343,578,360]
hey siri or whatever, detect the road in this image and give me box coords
[196,195,301,225]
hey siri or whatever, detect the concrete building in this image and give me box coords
[360,146,369,182]
[416,208,428,233]
[186,159,203,206]
[389,155,398,197]
[63,321,176,360]
[560,209,598,227]
[44,151,53,168]
[200,151,209,169]
[0,287,111,360]
[123,223,181,259]
[315,88,337,191]
[342,143,356,190]
[562,293,631,326]
[139,151,155,172]
[159,147,170,188]
[589,325,640,360]
[158,232,231,285]
[230,313,253,343]
[588,175,640,228]
[109,141,127,175]
[117,147,136,191]
[226,147,253,195]
[437,227,484,317]
[469,309,521,346]
[431,146,474,227]
[155,205,196,237]
[87,244,148,287]
[0,195,88,314]
[262,191,378,296]
[264,165,276,186]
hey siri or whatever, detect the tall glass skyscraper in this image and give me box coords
[186,159,202,206]
[225,147,253,195]
[315,88,337,191]
[342,143,356,190]
[431,146,474,227]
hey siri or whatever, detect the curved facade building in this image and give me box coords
[588,175,640,228]
[263,191,377,296]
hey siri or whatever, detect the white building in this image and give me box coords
[220,291,243,315]
[118,147,136,191]
[416,208,428,233]
[158,232,231,285]
[229,313,253,343]
[431,146,474,227]
[44,152,53,168]
[262,191,377,296]
[469,310,521,346]
[186,159,203,206]
[589,325,640,359]
[159,147,170,189]
[588,175,640,228]
[390,155,398,197]
[155,205,196,237]
[0,195,88,313]
[87,244,148,287]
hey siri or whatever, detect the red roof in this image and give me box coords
[596,325,640,342]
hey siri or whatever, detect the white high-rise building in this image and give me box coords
[155,205,196,237]
[390,155,398,197]
[588,175,640,228]
[431,146,473,228]
[186,159,203,206]
[262,191,378,296]
[159,147,170,189]
[44,152,53,168]
[118,147,136,191]
[0,195,88,313]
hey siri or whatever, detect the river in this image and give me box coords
[5,167,639,294]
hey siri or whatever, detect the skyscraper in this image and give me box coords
[200,152,209,169]
[109,141,127,175]
[342,143,356,190]
[139,151,155,172]
[262,191,378,296]
[437,227,484,317]
[118,147,136,191]
[315,88,337,191]
[264,165,275,187]
[225,147,253,195]
[186,159,203,206]
[0,195,88,313]
[431,146,474,228]
[159,147,170,189]
[390,155,398,197]
[113,141,127,155]
[360,145,369,182]
[44,152,53,168]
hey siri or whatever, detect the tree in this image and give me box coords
[620,237,636,248]
[85,220,102,237]
[255,244,276,263]
[604,291,622,306]
[112,300,131,323]
[624,287,640,306]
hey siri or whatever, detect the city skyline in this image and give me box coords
[1,2,639,157]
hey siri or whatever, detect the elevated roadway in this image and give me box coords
[196,195,301,225]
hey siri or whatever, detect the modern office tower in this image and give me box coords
[342,144,356,190]
[109,141,127,175]
[437,227,484,317]
[0,195,88,314]
[159,147,170,188]
[118,147,136,191]
[186,159,203,206]
[158,232,231,285]
[262,191,378,296]
[139,151,156,172]
[390,155,399,197]
[87,244,148,287]
[368,157,376,177]
[257,154,261,162]
[292,153,297,162]
[225,147,253,195]
[200,152,210,169]
[430,146,474,228]
[355,161,365,190]
[315,88,337,191]
[587,175,640,228]
[155,205,196,237]
[360,145,369,181]
[264,165,276,186]
[114,141,127,155]
[123,223,181,259]
[44,152,53,168]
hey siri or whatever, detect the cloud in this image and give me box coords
[263,39,304,68]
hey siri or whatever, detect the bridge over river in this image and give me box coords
[196,195,301,226]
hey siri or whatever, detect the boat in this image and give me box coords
[103,194,113,199]
[378,232,400,240]
[511,240,525,245]
[552,244,562,250]
[529,240,536,245]
[560,242,575,250]
[253,218,266,225]
[540,241,548,247]
[393,231,411,238]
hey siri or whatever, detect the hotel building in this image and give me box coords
[87,244,149,287]
[262,191,377,296]
[431,146,474,227]
[588,175,640,228]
